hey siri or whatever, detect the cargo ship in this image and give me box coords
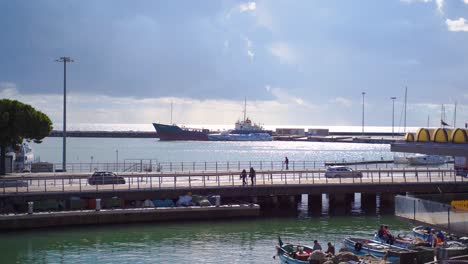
[152,123,210,141]
[153,99,272,141]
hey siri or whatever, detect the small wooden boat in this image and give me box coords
[343,237,415,263]
[374,234,431,249]
[412,226,431,241]
[275,237,314,264]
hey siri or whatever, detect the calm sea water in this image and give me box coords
[0,212,412,264]
[30,138,392,164]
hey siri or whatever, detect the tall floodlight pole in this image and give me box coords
[390,97,396,137]
[55,57,74,172]
[361,92,366,135]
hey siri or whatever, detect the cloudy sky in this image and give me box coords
[1,0,468,129]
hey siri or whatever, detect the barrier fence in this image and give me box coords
[0,168,460,196]
[49,159,453,173]
[395,195,468,234]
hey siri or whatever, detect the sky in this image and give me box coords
[1,0,468,129]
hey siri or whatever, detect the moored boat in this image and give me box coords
[407,154,447,165]
[412,226,431,241]
[208,131,272,141]
[343,237,415,263]
[275,238,314,264]
[374,234,430,249]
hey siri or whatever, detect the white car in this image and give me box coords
[324,166,363,178]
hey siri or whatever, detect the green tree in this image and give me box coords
[0,99,52,175]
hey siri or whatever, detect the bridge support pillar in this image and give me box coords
[328,193,353,215]
[271,195,279,208]
[251,196,258,204]
[361,193,376,214]
[307,194,322,214]
[278,195,298,209]
[379,193,395,213]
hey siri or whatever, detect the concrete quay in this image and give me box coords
[0,204,260,231]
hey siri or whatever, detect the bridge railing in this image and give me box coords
[50,159,453,173]
[0,168,461,195]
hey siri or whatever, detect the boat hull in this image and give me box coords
[152,123,209,141]
[275,242,314,264]
[343,237,412,263]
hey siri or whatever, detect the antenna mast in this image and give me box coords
[454,101,457,128]
[243,97,247,122]
[170,102,173,124]
[404,87,407,133]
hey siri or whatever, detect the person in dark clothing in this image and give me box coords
[325,242,335,255]
[377,225,385,238]
[240,169,247,186]
[285,156,289,170]
[249,167,256,186]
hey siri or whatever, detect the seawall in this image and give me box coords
[0,204,260,231]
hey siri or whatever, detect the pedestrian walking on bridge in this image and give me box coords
[249,167,256,186]
[240,169,247,186]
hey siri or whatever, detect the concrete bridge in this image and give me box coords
[1,168,466,214]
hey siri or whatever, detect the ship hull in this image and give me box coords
[152,123,209,141]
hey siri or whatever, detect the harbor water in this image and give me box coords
[31,137,393,164]
[0,209,412,264]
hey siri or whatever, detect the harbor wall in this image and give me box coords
[0,204,260,231]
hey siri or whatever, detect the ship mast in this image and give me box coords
[243,97,247,122]
[170,101,173,124]
[454,101,457,128]
[404,87,407,133]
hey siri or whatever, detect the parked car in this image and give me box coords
[87,171,125,185]
[324,166,363,178]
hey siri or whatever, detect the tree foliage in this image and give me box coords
[0,99,52,175]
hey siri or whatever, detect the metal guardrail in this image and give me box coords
[49,159,453,173]
[0,168,460,195]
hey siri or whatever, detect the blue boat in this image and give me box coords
[275,238,314,264]
[373,234,431,249]
[412,226,431,241]
[343,237,415,263]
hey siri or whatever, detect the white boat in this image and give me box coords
[13,142,34,172]
[208,131,272,141]
[407,154,447,165]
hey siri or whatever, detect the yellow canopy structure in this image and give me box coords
[415,128,431,142]
[451,128,468,144]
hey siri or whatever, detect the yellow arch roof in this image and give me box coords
[405,132,415,142]
[415,128,431,142]
[432,128,449,143]
[451,128,468,144]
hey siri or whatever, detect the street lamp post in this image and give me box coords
[390,97,397,137]
[56,57,74,172]
[361,92,366,135]
[116,149,119,171]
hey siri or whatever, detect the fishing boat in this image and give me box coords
[275,237,314,264]
[373,234,430,249]
[343,237,415,263]
[412,226,432,241]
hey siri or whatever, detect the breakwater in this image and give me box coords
[48,130,403,140]
[49,130,157,138]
